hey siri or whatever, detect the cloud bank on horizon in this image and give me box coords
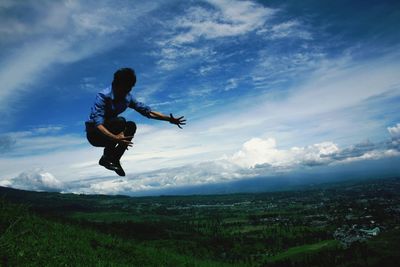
[0,0,399,195]
[2,123,399,195]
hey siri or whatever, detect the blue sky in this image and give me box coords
[0,0,399,195]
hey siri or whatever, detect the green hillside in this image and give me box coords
[0,198,239,267]
[1,177,400,266]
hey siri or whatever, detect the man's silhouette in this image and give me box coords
[85,67,185,176]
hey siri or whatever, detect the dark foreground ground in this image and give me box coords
[1,177,400,266]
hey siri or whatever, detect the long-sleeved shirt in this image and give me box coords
[86,86,152,127]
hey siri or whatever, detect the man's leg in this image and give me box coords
[110,121,136,177]
[113,121,137,161]
[86,117,127,174]
[102,117,127,161]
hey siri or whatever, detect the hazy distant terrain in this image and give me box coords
[1,177,400,266]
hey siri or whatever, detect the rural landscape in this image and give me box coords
[1,177,399,266]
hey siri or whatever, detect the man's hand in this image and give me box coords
[115,132,133,147]
[169,113,186,129]
[148,111,186,128]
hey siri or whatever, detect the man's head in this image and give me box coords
[112,67,136,99]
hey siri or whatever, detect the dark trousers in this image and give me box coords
[86,117,136,161]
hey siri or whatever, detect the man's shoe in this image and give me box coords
[99,156,119,171]
[114,161,126,177]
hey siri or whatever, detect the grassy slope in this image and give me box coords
[265,239,339,263]
[0,199,241,267]
[263,229,400,267]
[1,179,400,267]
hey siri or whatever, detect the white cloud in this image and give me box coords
[0,129,85,157]
[286,59,400,116]
[258,20,312,40]
[388,123,400,150]
[32,126,63,135]
[230,137,339,169]
[153,0,275,70]
[0,143,105,184]
[3,169,64,192]
[388,123,400,140]
[157,46,215,71]
[83,178,130,195]
[172,1,275,44]
[225,78,239,91]
[72,160,243,195]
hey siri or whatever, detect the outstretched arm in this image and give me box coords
[148,111,186,129]
[128,98,186,128]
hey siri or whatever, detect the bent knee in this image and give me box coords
[125,121,137,135]
[116,116,126,123]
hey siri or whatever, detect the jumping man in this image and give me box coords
[85,67,186,176]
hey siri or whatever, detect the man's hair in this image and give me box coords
[112,67,136,87]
